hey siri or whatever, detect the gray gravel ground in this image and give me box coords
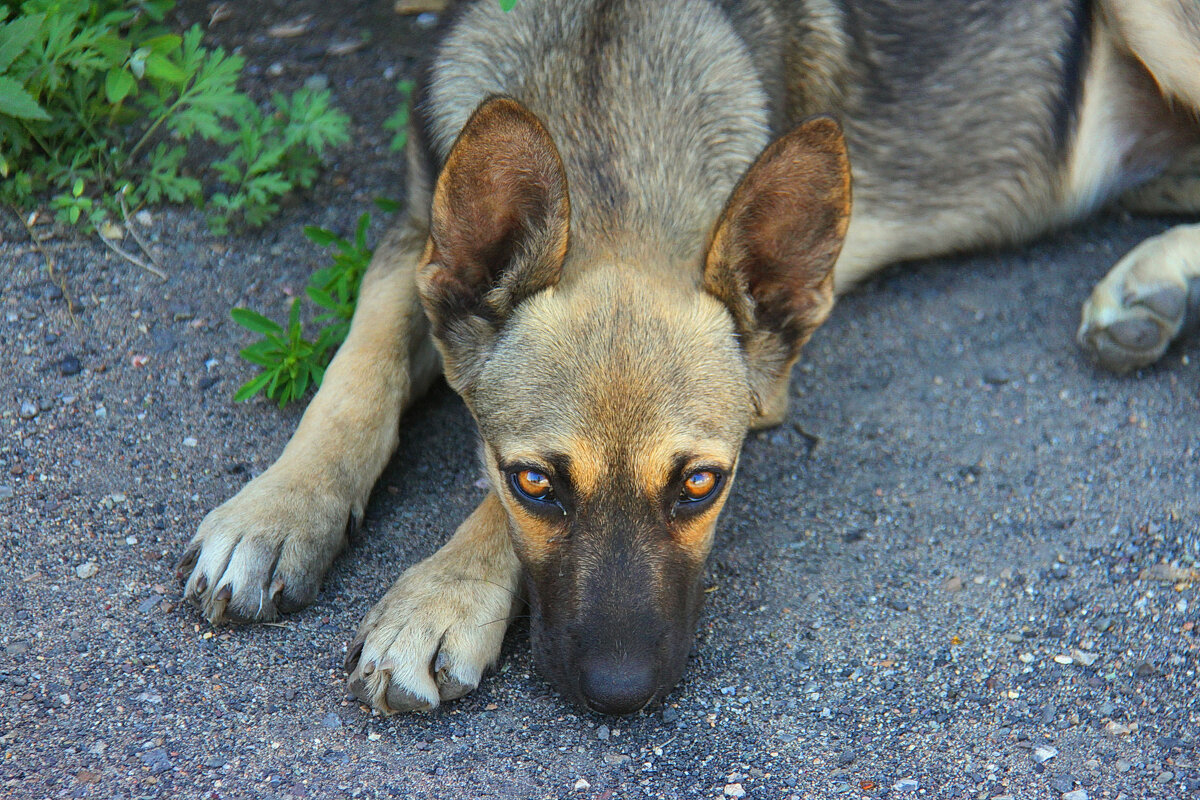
[1,3,1198,799]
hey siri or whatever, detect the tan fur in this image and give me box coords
[1103,0,1200,104]
[1073,0,1200,371]
[345,492,520,713]
[1120,145,1200,214]
[179,219,440,623]
[182,0,1200,715]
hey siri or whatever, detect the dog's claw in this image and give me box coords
[178,470,357,625]
[344,541,516,714]
[386,683,437,714]
[434,658,477,702]
[175,543,200,578]
[344,636,366,673]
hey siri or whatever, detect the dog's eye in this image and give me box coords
[680,469,720,503]
[512,469,555,503]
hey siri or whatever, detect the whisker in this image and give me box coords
[457,576,522,600]
[477,614,530,628]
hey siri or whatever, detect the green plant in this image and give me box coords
[0,0,349,233]
[231,202,393,407]
[382,78,414,152]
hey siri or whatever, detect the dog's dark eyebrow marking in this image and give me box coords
[544,453,574,484]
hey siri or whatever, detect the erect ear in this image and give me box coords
[417,96,570,395]
[703,115,850,420]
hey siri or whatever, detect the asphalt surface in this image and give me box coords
[1,2,1197,799]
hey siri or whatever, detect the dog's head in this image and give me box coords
[418,97,849,714]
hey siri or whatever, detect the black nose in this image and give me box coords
[579,657,657,715]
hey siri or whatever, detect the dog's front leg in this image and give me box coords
[178,221,440,623]
[345,492,520,713]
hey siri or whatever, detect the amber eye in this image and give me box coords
[681,469,720,503]
[513,469,555,503]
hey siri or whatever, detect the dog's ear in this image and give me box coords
[703,115,850,419]
[418,96,570,394]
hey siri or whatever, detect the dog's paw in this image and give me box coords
[344,553,517,714]
[1078,225,1200,372]
[178,471,357,624]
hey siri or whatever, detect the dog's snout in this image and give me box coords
[579,656,657,715]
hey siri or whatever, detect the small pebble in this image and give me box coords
[1062,790,1087,800]
[1070,649,1098,666]
[894,778,919,792]
[1050,776,1074,793]
[983,367,1013,385]
[139,748,172,774]
[724,784,746,798]
[59,355,81,376]
[19,401,38,419]
[0,485,13,500]
[573,778,590,792]
[596,725,609,741]
[1155,771,1174,784]
[75,562,99,579]
[1033,746,1058,764]
[183,437,198,447]
[320,712,342,729]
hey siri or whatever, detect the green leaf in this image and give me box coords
[294,366,310,398]
[303,225,339,247]
[105,69,135,104]
[233,369,275,402]
[287,297,302,337]
[499,0,519,10]
[230,307,284,336]
[238,341,282,368]
[0,14,43,74]
[353,213,370,250]
[144,53,188,85]
[305,286,338,310]
[373,197,401,214]
[0,76,50,121]
[141,34,183,56]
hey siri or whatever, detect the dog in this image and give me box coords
[178,0,1200,716]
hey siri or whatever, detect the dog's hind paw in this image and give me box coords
[179,470,357,624]
[1077,223,1200,372]
[344,546,518,714]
